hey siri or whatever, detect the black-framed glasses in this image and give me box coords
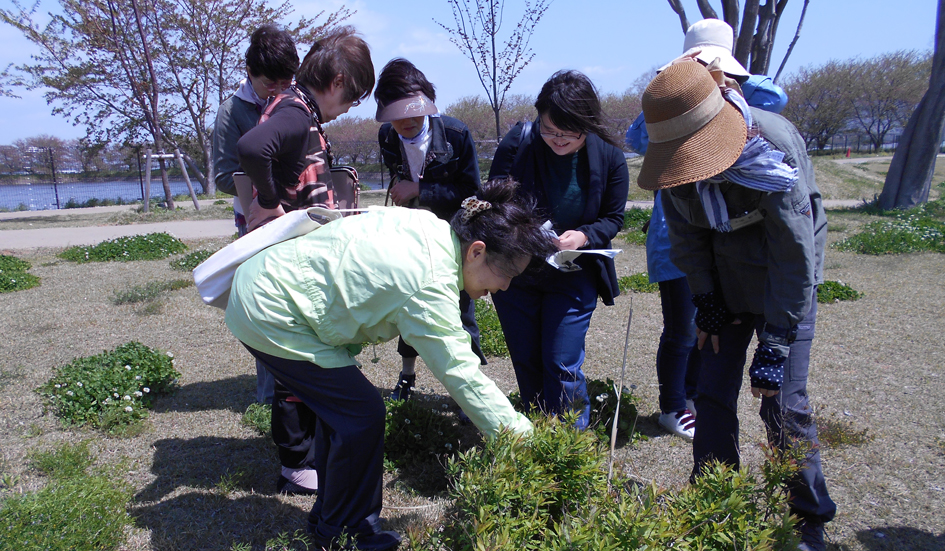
[351,98,363,107]
[538,122,582,141]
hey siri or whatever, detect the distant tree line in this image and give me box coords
[780,50,931,152]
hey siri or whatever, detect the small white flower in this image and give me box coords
[143,387,150,393]
[66,390,74,396]
[135,375,141,380]
[134,391,143,397]
[414,433,421,439]
[123,395,131,401]
[124,406,133,412]
[55,384,61,388]
[167,352,174,358]
[404,419,411,424]
[125,365,131,370]
[114,392,120,398]
[76,381,83,387]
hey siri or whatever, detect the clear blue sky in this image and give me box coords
[0,0,937,144]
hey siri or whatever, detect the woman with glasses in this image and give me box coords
[238,26,374,231]
[487,70,630,429]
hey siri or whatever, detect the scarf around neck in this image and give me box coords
[695,89,798,232]
[399,116,432,182]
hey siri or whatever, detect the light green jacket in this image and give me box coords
[225,207,532,437]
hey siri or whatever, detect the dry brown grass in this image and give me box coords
[0,199,943,550]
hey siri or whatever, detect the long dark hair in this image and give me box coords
[534,70,620,148]
[450,178,557,276]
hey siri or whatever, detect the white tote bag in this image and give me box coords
[193,206,342,309]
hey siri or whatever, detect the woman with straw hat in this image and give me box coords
[638,59,836,551]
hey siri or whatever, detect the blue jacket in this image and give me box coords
[489,120,629,305]
[378,115,480,222]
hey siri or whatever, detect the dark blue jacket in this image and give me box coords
[378,115,480,222]
[489,120,630,305]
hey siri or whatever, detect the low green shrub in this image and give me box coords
[475,300,508,358]
[0,442,132,551]
[59,232,187,263]
[586,379,641,443]
[171,249,216,271]
[112,279,193,305]
[0,253,41,293]
[817,413,873,448]
[834,201,945,254]
[408,418,799,551]
[617,273,658,293]
[817,280,862,303]
[384,398,464,470]
[37,341,180,431]
[242,403,272,435]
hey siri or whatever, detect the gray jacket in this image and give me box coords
[212,95,260,195]
[661,107,827,330]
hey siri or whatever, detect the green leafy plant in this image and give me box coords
[384,398,464,470]
[171,249,216,271]
[59,232,187,263]
[241,403,272,436]
[621,207,651,246]
[0,442,132,551]
[585,378,641,443]
[406,418,800,551]
[617,273,659,293]
[0,253,41,293]
[475,300,508,358]
[817,413,873,448]
[112,279,193,305]
[37,342,180,431]
[817,280,862,303]
[834,200,945,254]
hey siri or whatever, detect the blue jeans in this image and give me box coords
[691,293,837,522]
[656,277,700,413]
[491,268,597,429]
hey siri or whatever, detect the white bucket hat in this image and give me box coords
[659,19,751,82]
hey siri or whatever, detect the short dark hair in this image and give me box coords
[534,70,619,148]
[451,178,558,277]
[297,26,375,103]
[245,25,299,81]
[374,58,436,106]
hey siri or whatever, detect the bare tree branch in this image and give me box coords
[696,0,719,19]
[734,0,759,67]
[666,0,690,34]
[774,0,809,83]
[720,0,740,38]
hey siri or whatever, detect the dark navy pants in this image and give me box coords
[656,277,700,413]
[244,345,386,539]
[690,293,837,523]
[398,290,486,364]
[491,267,597,429]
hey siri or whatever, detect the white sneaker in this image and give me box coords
[659,409,696,441]
[686,398,697,417]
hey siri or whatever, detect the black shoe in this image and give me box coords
[796,516,826,551]
[389,372,415,401]
[276,475,318,496]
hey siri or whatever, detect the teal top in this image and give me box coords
[225,207,532,437]
[545,153,586,232]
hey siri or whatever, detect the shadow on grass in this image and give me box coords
[850,526,945,551]
[131,491,309,551]
[151,374,256,414]
[136,435,279,502]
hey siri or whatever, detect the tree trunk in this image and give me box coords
[878,0,945,210]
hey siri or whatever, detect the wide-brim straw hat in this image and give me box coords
[637,60,747,191]
[375,93,438,122]
[658,19,750,82]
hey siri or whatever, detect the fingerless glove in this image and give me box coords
[691,291,736,335]
[749,342,786,391]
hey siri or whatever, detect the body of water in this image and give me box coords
[0,177,386,211]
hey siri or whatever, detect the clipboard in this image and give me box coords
[232,172,254,215]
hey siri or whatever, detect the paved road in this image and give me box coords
[0,198,866,251]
